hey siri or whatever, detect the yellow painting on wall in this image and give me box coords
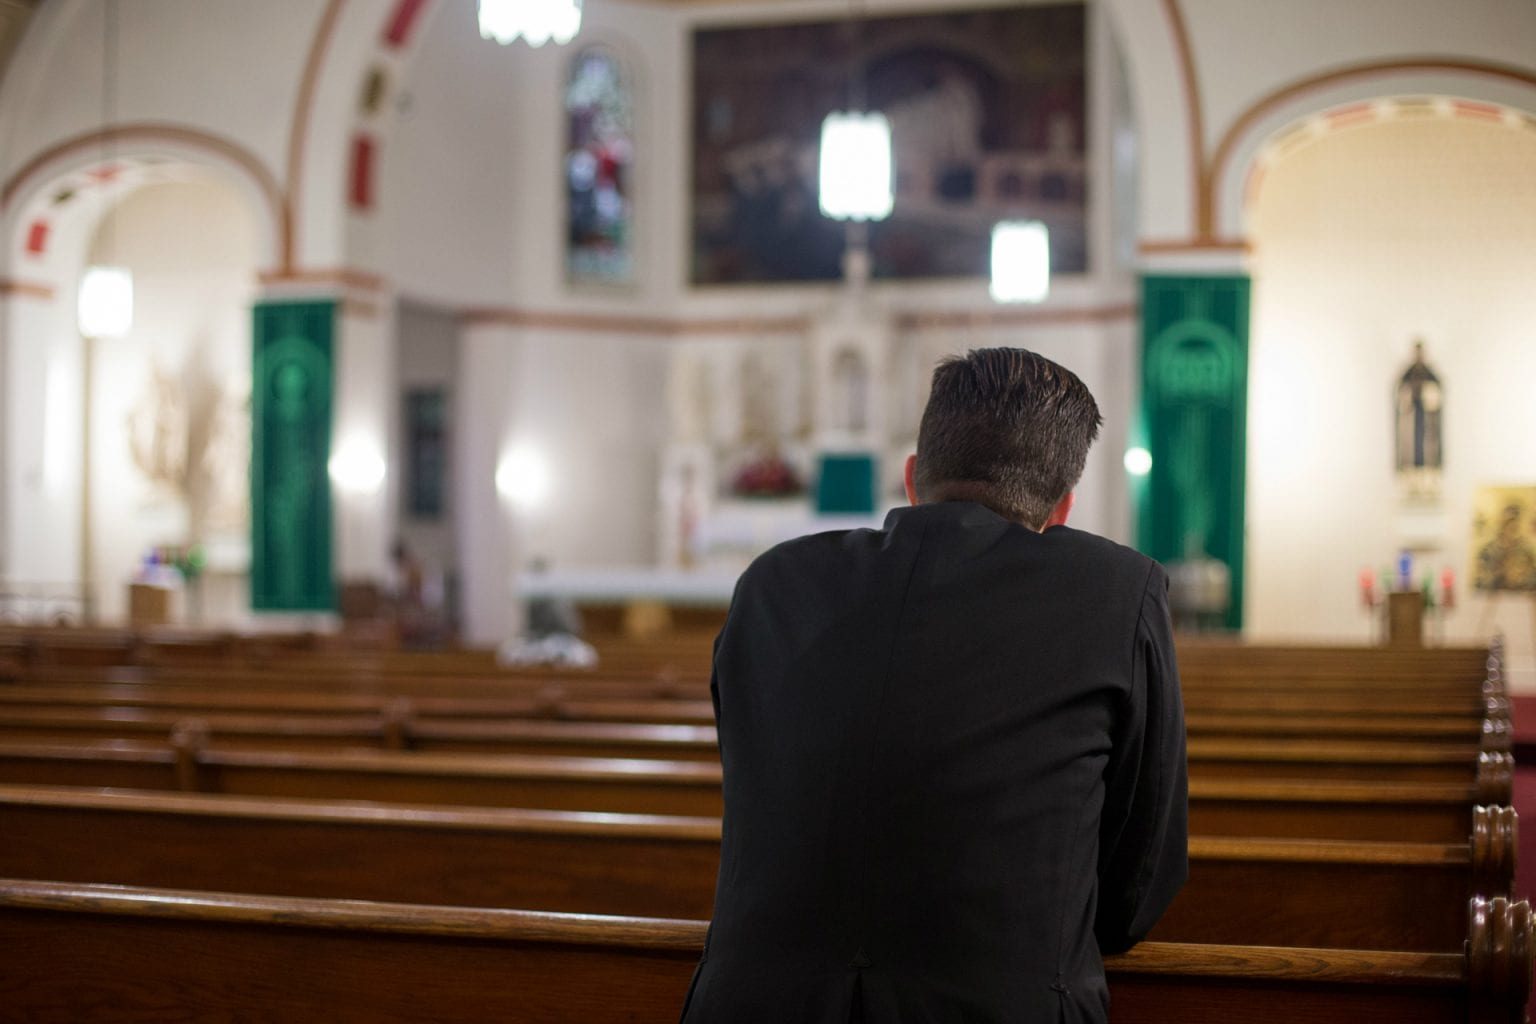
[1472,486,1536,592]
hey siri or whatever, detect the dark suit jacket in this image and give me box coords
[680,501,1188,1024]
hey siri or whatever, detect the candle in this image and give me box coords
[1359,568,1377,609]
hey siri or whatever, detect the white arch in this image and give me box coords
[2,130,284,279]
[1213,66,1536,241]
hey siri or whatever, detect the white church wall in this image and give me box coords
[1181,0,1536,154]
[1246,115,1536,684]
[376,0,520,308]
[0,0,322,217]
[1102,0,1536,243]
[455,321,669,645]
[454,321,518,646]
[0,289,81,601]
[501,330,670,570]
[82,177,258,625]
[331,299,398,589]
[394,301,460,597]
[0,180,118,617]
[84,178,258,626]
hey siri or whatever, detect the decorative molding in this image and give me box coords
[382,0,432,49]
[460,303,1136,337]
[258,267,387,292]
[461,306,807,336]
[1239,93,1536,221]
[286,0,349,272]
[894,303,1137,331]
[1,126,286,274]
[0,278,54,300]
[1138,239,1249,255]
[349,134,376,210]
[1208,59,1536,236]
[1159,0,1208,240]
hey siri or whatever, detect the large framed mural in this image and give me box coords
[690,2,1087,284]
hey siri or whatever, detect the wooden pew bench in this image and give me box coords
[0,737,1512,816]
[0,683,1510,756]
[0,785,1515,950]
[0,707,725,761]
[0,880,1526,1024]
[0,699,1508,766]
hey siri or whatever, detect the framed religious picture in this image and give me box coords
[1471,485,1536,592]
[690,2,1087,284]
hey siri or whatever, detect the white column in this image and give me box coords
[330,295,399,585]
[456,320,522,646]
[0,288,84,606]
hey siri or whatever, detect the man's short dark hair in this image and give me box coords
[914,348,1103,529]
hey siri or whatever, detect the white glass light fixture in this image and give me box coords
[496,447,551,510]
[328,440,387,495]
[77,265,133,339]
[990,220,1050,303]
[478,0,582,47]
[818,111,894,222]
[1124,446,1153,477]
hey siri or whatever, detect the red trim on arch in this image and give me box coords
[1452,100,1505,121]
[1,125,287,276]
[25,220,49,256]
[350,135,377,210]
[383,0,431,48]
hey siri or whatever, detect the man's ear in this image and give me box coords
[903,454,919,506]
[1042,491,1075,530]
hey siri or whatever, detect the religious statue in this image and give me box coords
[1395,340,1443,501]
[831,347,870,435]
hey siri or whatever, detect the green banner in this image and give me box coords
[1137,275,1249,630]
[251,300,335,611]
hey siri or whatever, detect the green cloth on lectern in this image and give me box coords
[816,453,877,515]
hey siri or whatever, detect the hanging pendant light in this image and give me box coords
[78,0,132,340]
[818,0,892,225]
[990,220,1050,303]
[818,111,893,222]
[478,0,582,48]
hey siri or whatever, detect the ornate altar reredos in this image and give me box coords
[659,287,935,572]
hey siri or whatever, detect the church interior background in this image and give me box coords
[0,0,1533,685]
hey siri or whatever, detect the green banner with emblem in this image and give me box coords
[251,300,335,611]
[1136,275,1249,630]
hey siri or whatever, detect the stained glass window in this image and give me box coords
[566,47,633,284]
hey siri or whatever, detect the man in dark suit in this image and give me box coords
[680,348,1188,1023]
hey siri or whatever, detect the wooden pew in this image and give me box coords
[0,785,1515,950]
[10,659,1493,703]
[0,707,725,760]
[0,683,722,725]
[0,880,1527,1024]
[0,684,1509,756]
[0,740,724,816]
[0,699,1508,765]
[0,785,722,919]
[0,736,1512,814]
